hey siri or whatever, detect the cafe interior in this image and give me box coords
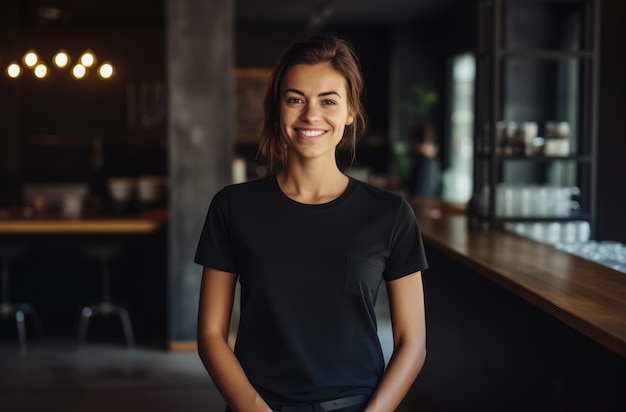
[0,0,625,410]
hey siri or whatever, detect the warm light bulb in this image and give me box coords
[98,62,114,79]
[53,51,70,68]
[72,64,86,79]
[23,50,39,67]
[34,63,48,78]
[6,63,21,78]
[80,51,96,67]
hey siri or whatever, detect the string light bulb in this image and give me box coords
[72,64,87,79]
[6,49,116,79]
[34,63,48,78]
[79,50,96,68]
[98,62,114,79]
[6,63,21,78]
[53,50,70,68]
[23,50,39,68]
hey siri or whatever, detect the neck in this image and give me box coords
[277,157,348,204]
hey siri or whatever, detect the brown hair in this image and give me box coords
[257,35,367,172]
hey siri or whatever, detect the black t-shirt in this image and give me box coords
[194,174,428,403]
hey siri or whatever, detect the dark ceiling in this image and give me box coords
[17,0,466,29]
[236,0,465,23]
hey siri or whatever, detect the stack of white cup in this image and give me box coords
[494,184,580,218]
[504,220,591,244]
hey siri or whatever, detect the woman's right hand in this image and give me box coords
[197,267,272,412]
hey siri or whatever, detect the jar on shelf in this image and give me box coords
[544,121,570,156]
[497,121,517,156]
[520,121,538,156]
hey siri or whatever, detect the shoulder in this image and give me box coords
[215,175,275,200]
[350,178,417,224]
[352,178,406,208]
[206,175,278,218]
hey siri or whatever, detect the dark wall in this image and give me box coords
[427,1,476,172]
[0,0,23,207]
[390,23,446,142]
[236,22,307,67]
[597,0,626,243]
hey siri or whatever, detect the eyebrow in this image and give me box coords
[284,88,342,99]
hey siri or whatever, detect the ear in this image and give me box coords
[346,113,354,126]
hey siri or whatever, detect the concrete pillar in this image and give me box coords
[166,0,234,346]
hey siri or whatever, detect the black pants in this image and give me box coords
[225,394,369,412]
[225,405,364,412]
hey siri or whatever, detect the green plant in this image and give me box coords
[392,140,413,180]
[400,83,440,124]
[395,83,440,181]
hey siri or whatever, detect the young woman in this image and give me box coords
[195,35,428,412]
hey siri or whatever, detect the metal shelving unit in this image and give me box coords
[472,0,599,241]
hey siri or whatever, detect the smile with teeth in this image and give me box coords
[297,128,326,137]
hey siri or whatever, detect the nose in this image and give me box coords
[300,103,320,123]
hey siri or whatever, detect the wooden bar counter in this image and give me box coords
[406,199,626,411]
[410,199,626,359]
[0,209,167,235]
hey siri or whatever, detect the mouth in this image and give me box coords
[295,128,326,138]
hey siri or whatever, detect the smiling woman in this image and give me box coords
[258,36,367,174]
[195,35,428,412]
[279,63,354,170]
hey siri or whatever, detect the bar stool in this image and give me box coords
[0,245,43,353]
[77,245,135,348]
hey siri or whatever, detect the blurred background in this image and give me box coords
[1,1,626,410]
[0,0,624,366]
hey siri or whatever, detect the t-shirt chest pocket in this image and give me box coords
[344,254,386,297]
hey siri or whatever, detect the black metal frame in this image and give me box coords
[473,0,599,237]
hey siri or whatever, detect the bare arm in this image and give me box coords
[364,271,427,412]
[197,266,272,412]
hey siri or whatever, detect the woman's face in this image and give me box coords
[280,63,354,164]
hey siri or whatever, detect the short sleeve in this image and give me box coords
[383,198,428,281]
[194,188,238,274]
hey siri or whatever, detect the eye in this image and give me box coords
[286,96,303,104]
[322,99,337,106]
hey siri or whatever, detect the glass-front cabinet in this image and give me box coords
[472,0,599,244]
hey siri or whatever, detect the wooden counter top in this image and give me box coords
[410,200,626,359]
[0,210,167,234]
